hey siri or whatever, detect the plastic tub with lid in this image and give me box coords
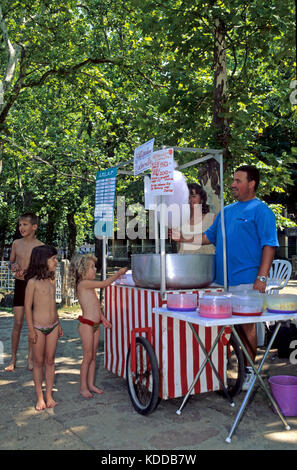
[115,270,135,286]
[265,294,297,313]
[231,292,263,316]
[199,293,232,319]
[167,293,198,311]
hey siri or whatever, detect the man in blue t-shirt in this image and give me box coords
[202,165,279,390]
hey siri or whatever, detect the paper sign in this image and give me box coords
[150,148,174,195]
[134,138,155,175]
[144,175,156,209]
[94,167,117,239]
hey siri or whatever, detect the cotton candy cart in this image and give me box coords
[104,283,245,414]
[99,147,243,414]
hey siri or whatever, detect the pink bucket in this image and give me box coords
[268,375,297,417]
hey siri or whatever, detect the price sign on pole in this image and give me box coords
[94,167,117,239]
[150,148,174,195]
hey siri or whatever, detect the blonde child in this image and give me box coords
[5,212,44,371]
[25,245,63,411]
[69,254,127,398]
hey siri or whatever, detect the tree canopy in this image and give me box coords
[1,0,296,257]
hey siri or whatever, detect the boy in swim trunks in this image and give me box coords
[69,254,127,398]
[5,213,44,372]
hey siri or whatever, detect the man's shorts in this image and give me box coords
[13,279,28,307]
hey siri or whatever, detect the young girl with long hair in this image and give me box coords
[25,245,63,410]
[69,254,127,398]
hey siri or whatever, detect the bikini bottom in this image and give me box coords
[78,315,100,332]
[34,320,59,336]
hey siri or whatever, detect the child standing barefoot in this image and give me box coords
[69,254,127,398]
[25,245,63,411]
[5,212,43,372]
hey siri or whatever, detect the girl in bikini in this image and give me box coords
[25,245,63,411]
[69,254,127,398]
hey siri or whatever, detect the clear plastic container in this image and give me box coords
[231,292,263,316]
[265,294,297,313]
[115,271,135,286]
[167,293,198,311]
[199,294,232,319]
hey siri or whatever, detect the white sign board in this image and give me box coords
[133,138,155,175]
[150,148,174,195]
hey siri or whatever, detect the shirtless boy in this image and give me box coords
[5,213,44,371]
[69,254,127,398]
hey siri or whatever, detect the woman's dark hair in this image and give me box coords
[188,183,210,214]
[25,245,58,281]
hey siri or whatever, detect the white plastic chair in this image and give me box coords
[257,259,292,346]
[266,259,292,294]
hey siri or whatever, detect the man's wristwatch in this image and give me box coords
[256,275,267,282]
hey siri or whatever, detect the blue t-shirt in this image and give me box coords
[205,198,279,286]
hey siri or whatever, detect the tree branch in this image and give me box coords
[0,5,22,95]
[2,136,95,182]
[22,57,121,88]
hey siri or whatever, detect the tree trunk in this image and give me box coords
[213,17,231,161]
[0,225,6,260]
[198,14,231,202]
[46,212,55,246]
[198,15,230,200]
[67,211,77,259]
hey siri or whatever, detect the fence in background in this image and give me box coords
[0,261,76,305]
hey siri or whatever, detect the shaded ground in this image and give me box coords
[0,283,297,452]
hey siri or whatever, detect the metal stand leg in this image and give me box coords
[225,322,291,443]
[177,325,235,415]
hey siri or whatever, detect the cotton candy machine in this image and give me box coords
[131,253,215,289]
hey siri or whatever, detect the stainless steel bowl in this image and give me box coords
[131,253,215,289]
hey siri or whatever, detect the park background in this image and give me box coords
[2,3,297,452]
[1,0,297,273]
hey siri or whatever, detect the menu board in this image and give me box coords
[133,138,155,176]
[94,167,117,239]
[150,148,174,195]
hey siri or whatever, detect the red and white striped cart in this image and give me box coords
[104,284,236,414]
[102,148,236,413]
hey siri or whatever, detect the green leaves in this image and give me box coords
[0,0,296,254]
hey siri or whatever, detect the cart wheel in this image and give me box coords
[220,333,245,398]
[126,336,160,415]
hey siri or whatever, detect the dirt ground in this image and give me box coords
[1,283,297,453]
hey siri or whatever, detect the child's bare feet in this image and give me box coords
[89,385,103,395]
[35,399,47,411]
[4,362,16,372]
[46,396,57,408]
[80,389,93,399]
